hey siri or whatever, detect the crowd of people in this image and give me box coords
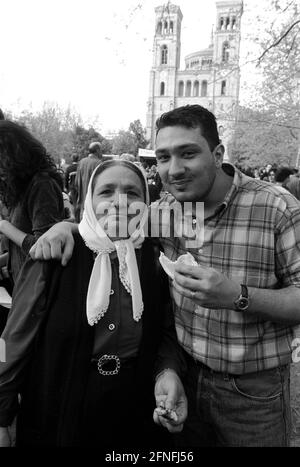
[0,104,300,448]
[238,164,300,199]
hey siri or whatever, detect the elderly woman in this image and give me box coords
[0,160,186,447]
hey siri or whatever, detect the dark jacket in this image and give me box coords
[8,173,64,284]
[0,234,183,446]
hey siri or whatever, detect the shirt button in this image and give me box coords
[108,324,116,331]
[110,289,114,295]
[192,219,197,225]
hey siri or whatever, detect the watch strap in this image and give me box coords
[240,284,248,299]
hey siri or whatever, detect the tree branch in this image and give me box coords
[289,128,297,140]
[257,20,300,64]
[282,0,296,13]
[287,33,298,56]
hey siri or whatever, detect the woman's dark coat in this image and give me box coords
[0,234,180,446]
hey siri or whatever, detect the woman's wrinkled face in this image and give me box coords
[92,166,146,240]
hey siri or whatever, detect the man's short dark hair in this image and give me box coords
[71,154,79,163]
[89,141,102,155]
[275,167,294,183]
[155,105,221,151]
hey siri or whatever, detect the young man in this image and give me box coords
[153,105,300,447]
[29,105,300,446]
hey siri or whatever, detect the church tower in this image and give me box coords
[146,3,183,147]
[145,2,243,153]
[212,1,243,115]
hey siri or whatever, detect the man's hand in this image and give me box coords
[29,222,78,266]
[173,263,240,310]
[154,369,187,433]
[0,427,12,447]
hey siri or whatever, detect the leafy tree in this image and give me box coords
[6,102,112,165]
[72,126,112,159]
[228,106,298,168]
[15,102,81,164]
[230,0,300,167]
[242,0,299,106]
[256,1,299,137]
[129,119,148,149]
[112,130,138,155]
[112,120,148,156]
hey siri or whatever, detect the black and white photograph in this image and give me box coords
[0,0,299,452]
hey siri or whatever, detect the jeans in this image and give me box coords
[176,354,291,447]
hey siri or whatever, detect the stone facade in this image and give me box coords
[146,1,243,157]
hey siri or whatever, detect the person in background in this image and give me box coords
[146,164,162,202]
[274,167,294,187]
[151,164,163,194]
[0,120,64,287]
[253,168,260,179]
[119,153,136,162]
[75,142,103,222]
[284,173,300,201]
[65,153,79,194]
[64,153,79,218]
[268,168,277,183]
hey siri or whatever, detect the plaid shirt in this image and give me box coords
[152,163,300,374]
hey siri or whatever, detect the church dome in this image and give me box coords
[185,48,213,70]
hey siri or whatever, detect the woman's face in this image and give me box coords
[269,171,276,182]
[92,166,146,240]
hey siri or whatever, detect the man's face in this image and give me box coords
[155,125,220,202]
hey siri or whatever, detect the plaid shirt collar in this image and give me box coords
[206,162,241,220]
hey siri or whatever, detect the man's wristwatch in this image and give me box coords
[234,284,249,312]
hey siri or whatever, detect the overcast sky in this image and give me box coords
[0,0,260,133]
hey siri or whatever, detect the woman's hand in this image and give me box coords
[0,427,12,447]
[154,369,188,433]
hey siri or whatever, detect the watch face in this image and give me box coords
[238,298,249,310]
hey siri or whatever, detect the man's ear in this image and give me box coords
[213,144,225,168]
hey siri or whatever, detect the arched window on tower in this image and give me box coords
[164,21,168,34]
[178,81,184,97]
[157,21,162,34]
[232,17,236,29]
[222,42,230,62]
[161,45,168,65]
[220,17,225,30]
[226,17,230,30]
[193,81,199,97]
[186,81,192,97]
[221,80,227,95]
[169,21,174,34]
[201,80,207,97]
[160,82,165,96]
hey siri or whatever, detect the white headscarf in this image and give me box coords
[78,160,150,326]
